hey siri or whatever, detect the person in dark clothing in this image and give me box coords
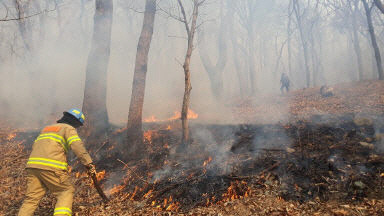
[280,73,290,94]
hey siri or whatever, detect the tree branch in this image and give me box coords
[375,0,384,14]
[0,3,57,22]
[177,0,190,36]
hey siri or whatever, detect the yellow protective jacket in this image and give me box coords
[26,123,93,172]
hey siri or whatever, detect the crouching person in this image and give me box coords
[18,109,97,216]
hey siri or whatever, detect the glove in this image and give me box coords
[86,163,97,175]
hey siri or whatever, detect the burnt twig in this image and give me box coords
[116,159,150,184]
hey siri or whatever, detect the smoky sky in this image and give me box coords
[0,0,383,127]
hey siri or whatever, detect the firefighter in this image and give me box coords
[280,73,290,94]
[18,108,96,216]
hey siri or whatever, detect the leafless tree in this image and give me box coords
[292,0,311,88]
[82,0,113,142]
[126,0,157,159]
[227,0,247,96]
[164,0,206,150]
[197,1,228,101]
[350,0,365,80]
[374,0,384,13]
[13,0,32,53]
[232,0,260,94]
[362,0,383,79]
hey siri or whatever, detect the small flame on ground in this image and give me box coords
[206,196,216,206]
[6,132,17,141]
[143,109,199,123]
[165,202,180,211]
[130,186,139,200]
[108,185,125,195]
[96,170,106,181]
[203,156,213,167]
[144,115,159,123]
[143,189,153,198]
[221,181,251,202]
[75,172,86,178]
[143,130,156,143]
[167,109,199,121]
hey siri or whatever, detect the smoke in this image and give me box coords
[251,125,292,156]
[192,126,235,174]
[103,170,126,196]
[151,125,237,181]
[0,0,383,129]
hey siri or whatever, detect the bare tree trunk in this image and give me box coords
[177,0,200,150]
[273,37,287,83]
[197,4,227,101]
[197,2,228,101]
[27,1,45,46]
[375,0,384,14]
[362,0,384,80]
[13,0,32,54]
[248,26,257,94]
[287,0,294,77]
[126,0,156,159]
[231,33,246,96]
[310,41,320,86]
[198,44,225,100]
[351,0,364,80]
[80,0,88,49]
[82,0,113,142]
[293,0,311,88]
[228,14,246,96]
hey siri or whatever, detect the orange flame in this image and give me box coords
[221,181,251,202]
[6,132,17,141]
[143,115,159,123]
[96,170,106,181]
[166,202,180,211]
[203,156,212,167]
[143,130,156,143]
[143,189,153,198]
[167,109,199,121]
[205,196,216,206]
[108,185,125,195]
[143,109,199,123]
[130,186,139,200]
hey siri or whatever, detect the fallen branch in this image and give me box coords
[116,159,150,184]
[227,162,281,180]
[254,148,287,152]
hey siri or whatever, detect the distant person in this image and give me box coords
[18,109,97,216]
[280,73,290,94]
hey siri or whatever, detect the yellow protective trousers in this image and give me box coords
[18,168,74,216]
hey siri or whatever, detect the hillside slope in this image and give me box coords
[232,80,384,124]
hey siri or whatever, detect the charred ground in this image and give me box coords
[2,80,384,215]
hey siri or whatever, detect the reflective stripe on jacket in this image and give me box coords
[26,123,93,172]
[54,207,72,216]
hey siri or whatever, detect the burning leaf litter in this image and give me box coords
[2,80,384,215]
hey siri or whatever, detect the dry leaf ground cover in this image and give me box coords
[2,80,384,215]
